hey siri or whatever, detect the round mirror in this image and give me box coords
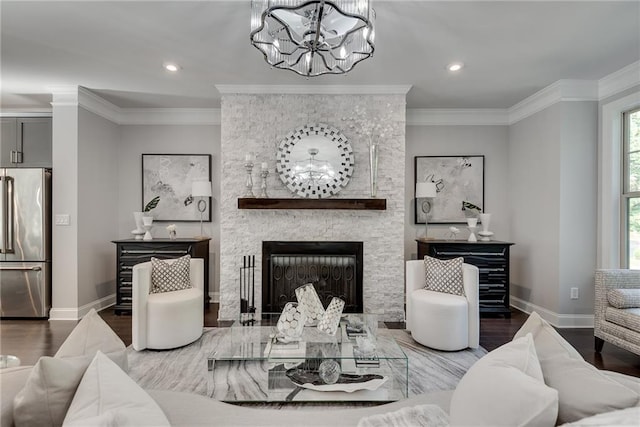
[276,124,354,198]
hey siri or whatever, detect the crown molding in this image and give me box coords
[78,87,122,123]
[407,108,509,126]
[49,85,80,106]
[0,109,51,117]
[215,84,412,95]
[599,61,640,101]
[119,108,221,125]
[508,79,598,125]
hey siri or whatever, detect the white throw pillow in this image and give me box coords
[559,407,640,426]
[63,351,170,427]
[514,312,640,424]
[55,308,128,372]
[449,334,559,427]
[13,356,90,427]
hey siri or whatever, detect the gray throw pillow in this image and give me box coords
[150,255,191,293]
[424,255,465,296]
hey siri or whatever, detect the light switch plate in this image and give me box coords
[55,214,70,226]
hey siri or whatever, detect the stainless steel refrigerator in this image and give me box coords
[0,168,51,318]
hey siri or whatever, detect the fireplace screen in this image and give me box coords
[262,241,363,314]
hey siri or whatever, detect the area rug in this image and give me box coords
[127,328,486,401]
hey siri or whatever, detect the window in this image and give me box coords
[623,108,640,269]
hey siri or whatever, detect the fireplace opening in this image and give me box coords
[262,241,364,314]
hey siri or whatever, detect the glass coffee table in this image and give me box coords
[207,314,408,403]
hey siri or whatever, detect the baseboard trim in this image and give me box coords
[49,294,116,321]
[510,296,594,328]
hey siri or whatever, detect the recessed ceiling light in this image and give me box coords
[164,63,179,72]
[447,62,464,72]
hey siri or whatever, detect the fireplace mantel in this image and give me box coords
[238,198,386,210]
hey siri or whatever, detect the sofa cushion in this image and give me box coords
[356,404,448,427]
[542,355,639,424]
[449,334,558,427]
[559,407,640,426]
[605,307,640,333]
[514,311,640,424]
[55,308,128,372]
[513,311,583,360]
[608,288,640,309]
[63,352,169,427]
[13,356,92,427]
[424,256,465,296]
[151,255,191,293]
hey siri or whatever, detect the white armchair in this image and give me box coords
[406,260,479,351]
[132,258,204,351]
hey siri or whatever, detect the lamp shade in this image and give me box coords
[416,182,437,198]
[192,181,212,197]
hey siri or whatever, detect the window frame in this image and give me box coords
[621,107,640,268]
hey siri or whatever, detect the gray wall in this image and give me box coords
[508,101,597,318]
[404,125,510,260]
[117,125,221,299]
[77,108,120,308]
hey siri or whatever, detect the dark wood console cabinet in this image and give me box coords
[112,238,210,314]
[416,239,514,317]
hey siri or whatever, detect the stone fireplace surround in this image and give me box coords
[219,92,406,321]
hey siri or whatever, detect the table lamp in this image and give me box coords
[416,182,437,239]
[192,181,212,238]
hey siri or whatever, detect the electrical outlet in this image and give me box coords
[570,287,579,300]
[55,214,70,226]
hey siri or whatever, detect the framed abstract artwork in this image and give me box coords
[142,154,212,222]
[414,155,484,224]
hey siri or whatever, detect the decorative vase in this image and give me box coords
[466,218,478,242]
[142,216,153,241]
[369,142,379,198]
[317,297,345,336]
[295,283,325,326]
[132,212,145,240]
[478,213,494,241]
[276,302,307,342]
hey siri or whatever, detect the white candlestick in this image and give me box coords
[261,162,268,170]
[245,153,252,162]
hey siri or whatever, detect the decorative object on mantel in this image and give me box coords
[191,180,212,238]
[131,212,145,240]
[244,153,255,198]
[415,156,484,224]
[466,218,478,242]
[142,216,154,241]
[344,104,395,198]
[166,224,177,240]
[317,297,345,336]
[238,198,386,210]
[249,0,375,77]
[258,162,269,198]
[478,213,494,241]
[295,283,325,326]
[239,255,256,325]
[142,154,211,222]
[276,124,354,199]
[416,182,437,239]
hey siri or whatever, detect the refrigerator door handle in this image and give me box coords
[0,176,4,254]
[3,176,14,254]
[0,265,42,271]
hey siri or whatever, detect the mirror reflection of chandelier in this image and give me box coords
[250,0,376,77]
[294,148,336,185]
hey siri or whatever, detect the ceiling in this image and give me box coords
[1,0,639,110]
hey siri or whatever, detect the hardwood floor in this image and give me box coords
[2,306,639,377]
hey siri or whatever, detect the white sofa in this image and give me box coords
[2,310,639,427]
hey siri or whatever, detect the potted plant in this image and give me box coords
[142,196,160,226]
